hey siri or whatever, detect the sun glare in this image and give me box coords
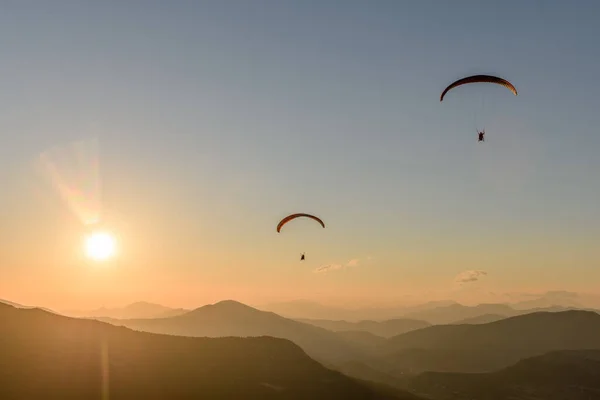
[84,232,117,261]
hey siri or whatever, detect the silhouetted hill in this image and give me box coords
[406,350,600,400]
[381,310,600,373]
[452,313,507,325]
[101,300,368,363]
[298,318,430,338]
[64,301,189,319]
[0,303,419,400]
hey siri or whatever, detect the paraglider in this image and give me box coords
[277,213,325,261]
[276,213,325,233]
[440,75,517,102]
[440,74,517,141]
[478,130,485,142]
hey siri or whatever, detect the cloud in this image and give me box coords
[314,264,343,273]
[314,258,361,274]
[346,259,360,267]
[454,270,488,284]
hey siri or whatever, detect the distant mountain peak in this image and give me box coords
[214,299,251,307]
[189,300,262,315]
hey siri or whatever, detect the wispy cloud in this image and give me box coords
[314,258,362,274]
[314,263,344,273]
[454,270,488,284]
[346,259,360,267]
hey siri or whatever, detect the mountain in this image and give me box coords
[380,310,600,373]
[258,300,456,321]
[298,318,430,338]
[100,300,369,363]
[405,350,600,400]
[402,303,515,325]
[512,290,585,310]
[64,301,189,319]
[452,313,507,325]
[0,302,419,400]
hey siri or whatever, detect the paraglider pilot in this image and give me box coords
[478,129,485,142]
[300,253,305,261]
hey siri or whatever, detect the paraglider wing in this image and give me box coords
[277,213,325,233]
[440,75,517,102]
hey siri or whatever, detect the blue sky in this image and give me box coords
[1,1,599,308]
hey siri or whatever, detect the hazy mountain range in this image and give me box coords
[86,299,600,381]
[55,290,599,323]
[377,310,600,375]
[296,318,430,338]
[0,302,417,399]
[94,300,367,363]
[62,301,189,319]
[4,296,600,399]
[510,290,589,310]
[256,300,456,321]
[257,291,599,322]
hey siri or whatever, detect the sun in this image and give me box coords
[84,231,117,261]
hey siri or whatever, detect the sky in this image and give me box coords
[1,1,600,310]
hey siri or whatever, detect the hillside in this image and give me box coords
[406,350,600,400]
[299,318,430,338]
[380,310,600,373]
[101,300,368,363]
[0,303,419,400]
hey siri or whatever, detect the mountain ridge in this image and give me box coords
[98,299,368,363]
[378,310,600,374]
[0,302,418,399]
